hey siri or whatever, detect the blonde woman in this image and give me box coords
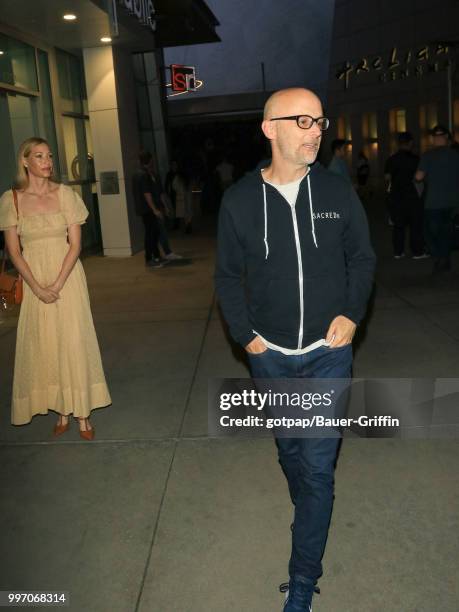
[0,137,111,439]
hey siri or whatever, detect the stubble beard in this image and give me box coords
[277,136,320,167]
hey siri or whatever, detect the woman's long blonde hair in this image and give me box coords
[14,137,58,189]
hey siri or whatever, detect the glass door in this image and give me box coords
[61,114,101,250]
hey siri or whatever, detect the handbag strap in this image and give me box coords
[1,189,20,274]
[12,188,19,217]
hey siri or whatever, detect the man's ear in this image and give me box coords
[261,119,276,141]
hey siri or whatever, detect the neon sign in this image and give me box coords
[171,65,197,93]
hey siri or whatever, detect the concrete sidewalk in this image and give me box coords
[1,207,458,612]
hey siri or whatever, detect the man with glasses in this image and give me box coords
[216,88,375,611]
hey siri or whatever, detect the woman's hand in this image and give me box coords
[35,286,60,303]
[46,281,63,294]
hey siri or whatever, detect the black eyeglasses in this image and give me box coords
[269,115,330,131]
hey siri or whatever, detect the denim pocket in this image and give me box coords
[247,348,270,358]
[326,343,352,351]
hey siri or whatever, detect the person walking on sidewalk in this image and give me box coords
[145,156,183,262]
[384,132,427,259]
[132,151,165,269]
[415,125,459,273]
[215,88,375,611]
[0,137,111,438]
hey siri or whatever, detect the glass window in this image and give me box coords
[0,92,16,193]
[37,49,60,176]
[0,33,38,91]
[0,91,41,192]
[419,104,437,152]
[389,108,407,153]
[336,116,352,165]
[337,115,352,141]
[361,112,378,171]
[362,112,378,140]
[55,49,86,114]
[7,93,40,155]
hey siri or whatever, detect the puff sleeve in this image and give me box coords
[0,190,18,230]
[63,186,89,226]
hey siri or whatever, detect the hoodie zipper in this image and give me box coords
[262,170,316,351]
[290,205,304,349]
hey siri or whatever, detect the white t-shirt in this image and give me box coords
[262,171,305,208]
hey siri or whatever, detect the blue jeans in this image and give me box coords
[424,208,454,261]
[248,344,353,584]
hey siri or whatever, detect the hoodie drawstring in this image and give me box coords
[262,183,269,259]
[307,174,318,248]
[262,172,318,257]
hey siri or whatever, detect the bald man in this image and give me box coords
[215,88,375,611]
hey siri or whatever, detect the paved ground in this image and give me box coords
[1,199,458,612]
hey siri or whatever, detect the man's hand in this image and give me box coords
[325,315,356,348]
[245,336,268,354]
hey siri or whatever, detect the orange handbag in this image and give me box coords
[0,189,23,306]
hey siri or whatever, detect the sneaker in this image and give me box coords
[394,253,405,259]
[164,252,183,261]
[146,259,164,269]
[280,577,320,612]
[412,253,430,260]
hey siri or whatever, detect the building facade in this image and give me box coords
[0,0,218,255]
[325,0,459,186]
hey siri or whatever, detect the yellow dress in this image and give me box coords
[0,184,111,425]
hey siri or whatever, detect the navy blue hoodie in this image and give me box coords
[215,162,376,350]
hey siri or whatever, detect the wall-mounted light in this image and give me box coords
[63,14,77,21]
[0,51,4,55]
[100,37,112,43]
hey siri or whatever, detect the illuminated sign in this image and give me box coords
[171,64,197,92]
[120,0,155,32]
[336,43,450,90]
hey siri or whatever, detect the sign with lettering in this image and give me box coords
[171,64,197,93]
[119,0,155,32]
[336,43,450,90]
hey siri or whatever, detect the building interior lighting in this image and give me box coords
[63,14,77,21]
[0,51,4,55]
[100,37,112,43]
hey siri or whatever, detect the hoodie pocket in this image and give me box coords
[304,275,346,334]
[253,277,300,334]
